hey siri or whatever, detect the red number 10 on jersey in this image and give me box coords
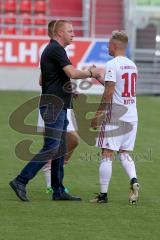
[122,73,137,97]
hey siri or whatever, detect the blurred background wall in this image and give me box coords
[0,0,160,94]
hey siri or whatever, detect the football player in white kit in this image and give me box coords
[91,31,140,204]
[37,20,79,194]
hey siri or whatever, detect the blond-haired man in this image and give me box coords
[91,31,140,204]
[10,20,101,201]
[37,20,79,194]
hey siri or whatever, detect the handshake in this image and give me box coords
[88,65,104,85]
[88,65,100,78]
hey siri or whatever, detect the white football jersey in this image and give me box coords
[104,56,138,122]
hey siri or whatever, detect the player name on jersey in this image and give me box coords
[124,98,135,105]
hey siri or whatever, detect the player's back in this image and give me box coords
[105,56,138,122]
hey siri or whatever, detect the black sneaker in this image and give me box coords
[129,178,140,205]
[90,193,108,203]
[9,179,29,202]
[52,192,82,201]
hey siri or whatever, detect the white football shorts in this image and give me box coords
[96,121,138,151]
[67,109,78,132]
[37,108,78,132]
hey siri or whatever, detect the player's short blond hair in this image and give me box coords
[111,30,128,46]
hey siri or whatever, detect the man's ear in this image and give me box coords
[57,30,63,37]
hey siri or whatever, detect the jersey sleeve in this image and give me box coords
[104,60,116,83]
[49,45,72,68]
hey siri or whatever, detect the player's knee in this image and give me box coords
[102,148,113,158]
[118,152,133,162]
[41,161,51,172]
[67,131,79,148]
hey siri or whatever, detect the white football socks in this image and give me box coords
[99,157,112,193]
[118,152,137,180]
[42,162,51,188]
[43,169,51,188]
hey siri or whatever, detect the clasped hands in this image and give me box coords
[88,65,101,79]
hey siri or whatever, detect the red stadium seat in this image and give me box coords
[4,13,16,24]
[4,0,16,12]
[21,13,32,25]
[34,14,46,25]
[22,27,32,35]
[4,26,17,35]
[34,27,46,36]
[34,1,46,13]
[20,0,32,13]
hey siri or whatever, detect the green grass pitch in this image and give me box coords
[0,91,160,240]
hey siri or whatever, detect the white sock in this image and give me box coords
[42,161,51,188]
[118,153,137,180]
[43,169,51,188]
[99,157,112,193]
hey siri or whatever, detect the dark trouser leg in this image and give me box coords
[51,112,68,197]
[51,156,65,196]
[16,107,67,185]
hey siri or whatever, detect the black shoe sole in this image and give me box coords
[9,181,29,202]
